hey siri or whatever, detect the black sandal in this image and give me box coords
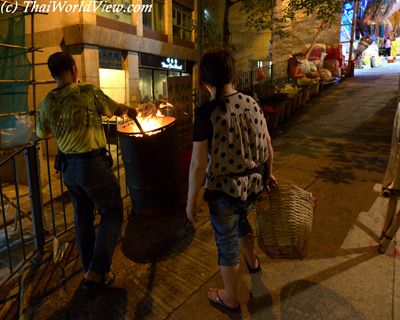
[83,272,116,290]
[244,255,261,273]
[208,288,241,313]
[82,278,103,290]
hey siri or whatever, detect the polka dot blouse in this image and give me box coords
[193,92,269,202]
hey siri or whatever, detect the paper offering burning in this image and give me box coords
[118,101,176,135]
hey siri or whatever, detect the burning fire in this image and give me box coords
[118,101,175,136]
[136,110,165,133]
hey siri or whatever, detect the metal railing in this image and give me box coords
[0,122,127,287]
[103,117,130,200]
[236,61,290,94]
[0,140,52,287]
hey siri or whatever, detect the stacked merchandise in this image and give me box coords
[391,39,400,57]
[356,42,382,68]
[323,44,344,78]
[324,59,341,78]
[288,43,343,83]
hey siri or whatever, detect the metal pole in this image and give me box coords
[31,13,37,128]
[45,140,56,235]
[24,144,45,255]
[347,0,360,76]
[0,178,13,273]
[0,80,30,83]
[270,0,276,81]
[197,0,204,107]
[0,111,35,118]
[11,158,26,259]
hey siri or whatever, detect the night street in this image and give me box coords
[17,63,400,320]
[1,0,400,319]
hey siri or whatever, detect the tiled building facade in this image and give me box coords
[26,0,198,153]
[28,0,198,110]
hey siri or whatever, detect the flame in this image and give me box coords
[136,110,165,133]
[118,102,175,136]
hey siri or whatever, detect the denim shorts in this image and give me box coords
[206,192,254,267]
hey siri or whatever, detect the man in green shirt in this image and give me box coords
[37,52,137,289]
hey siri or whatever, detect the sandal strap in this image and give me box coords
[216,289,227,307]
[215,289,240,309]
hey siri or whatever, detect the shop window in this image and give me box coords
[139,68,153,103]
[140,68,182,103]
[143,0,165,33]
[154,70,167,101]
[99,49,126,105]
[99,48,123,69]
[99,68,126,103]
[168,71,181,77]
[96,0,132,24]
[172,3,193,41]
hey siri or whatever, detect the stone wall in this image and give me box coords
[229,3,272,73]
[207,1,341,74]
[203,0,271,74]
[272,0,341,64]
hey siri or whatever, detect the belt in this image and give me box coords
[228,165,265,178]
[64,148,107,159]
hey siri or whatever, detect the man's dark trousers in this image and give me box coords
[62,154,123,274]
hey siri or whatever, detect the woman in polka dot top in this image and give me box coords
[186,49,277,312]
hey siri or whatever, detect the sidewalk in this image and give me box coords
[24,64,400,320]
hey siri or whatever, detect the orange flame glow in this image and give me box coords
[118,102,175,136]
[136,110,165,133]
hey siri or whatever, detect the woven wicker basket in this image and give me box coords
[254,184,314,259]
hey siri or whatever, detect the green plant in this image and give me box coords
[235,0,349,58]
[222,0,272,48]
[240,0,274,32]
[275,0,350,58]
[206,0,348,58]
[203,7,223,49]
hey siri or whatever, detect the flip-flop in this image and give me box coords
[208,288,241,313]
[83,272,116,290]
[244,255,261,274]
[82,278,103,290]
[103,271,116,286]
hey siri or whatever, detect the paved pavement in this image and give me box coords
[24,63,400,320]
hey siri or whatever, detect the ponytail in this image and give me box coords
[215,84,227,112]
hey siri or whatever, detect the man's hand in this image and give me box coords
[126,107,138,119]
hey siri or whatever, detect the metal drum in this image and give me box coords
[118,117,182,216]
